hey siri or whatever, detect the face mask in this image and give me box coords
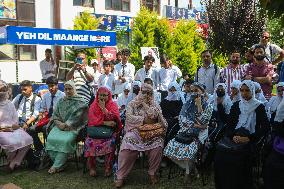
[216,90,225,98]
[254,55,265,61]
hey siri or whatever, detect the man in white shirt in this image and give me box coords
[12,80,42,152]
[113,49,135,96]
[40,49,57,83]
[135,55,158,89]
[194,50,220,95]
[252,31,284,65]
[158,54,182,100]
[98,61,115,93]
[90,59,101,95]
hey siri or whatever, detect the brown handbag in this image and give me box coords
[138,123,165,142]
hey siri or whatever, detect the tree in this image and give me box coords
[166,20,206,78]
[260,0,284,27]
[66,11,100,64]
[129,7,158,69]
[203,0,266,55]
[154,18,171,56]
[267,14,284,48]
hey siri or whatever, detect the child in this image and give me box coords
[98,60,115,93]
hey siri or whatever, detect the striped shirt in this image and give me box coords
[220,64,247,93]
[73,68,92,103]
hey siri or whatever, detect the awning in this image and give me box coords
[0,26,116,47]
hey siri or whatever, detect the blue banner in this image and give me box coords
[165,5,189,20]
[0,26,116,46]
[94,14,131,31]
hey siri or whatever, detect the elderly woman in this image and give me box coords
[46,81,88,174]
[160,81,183,145]
[230,80,241,103]
[214,80,270,189]
[264,97,284,189]
[115,83,167,188]
[164,82,213,177]
[84,87,122,177]
[267,82,284,121]
[0,80,33,171]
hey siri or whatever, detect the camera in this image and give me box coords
[75,57,83,64]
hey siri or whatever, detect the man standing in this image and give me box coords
[220,51,246,93]
[66,52,94,103]
[90,59,101,95]
[113,49,135,96]
[40,49,57,83]
[12,80,42,152]
[158,54,182,100]
[252,31,284,65]
[135,55,158,89]
[245,45,274,99]
[194,50,220,95]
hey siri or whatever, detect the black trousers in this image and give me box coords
[26,124,47,152]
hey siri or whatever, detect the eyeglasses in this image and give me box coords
[99,94,108,97]
[141,90,153,95]
[262,36,270,39]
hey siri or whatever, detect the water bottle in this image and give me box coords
[113,161,118,181]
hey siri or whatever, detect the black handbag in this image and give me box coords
[175,132,198,145]
[87,125,114,139]
[216,137,249,153]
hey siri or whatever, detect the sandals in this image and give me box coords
[89,169,97,177]
[48,167,64,174]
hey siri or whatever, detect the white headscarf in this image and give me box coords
[235,80,261,134]
[230,80,241,103]
[210,83,232,114]
[267,82,284,113]
[254,82,268,104]
[166,81,181,101]
[124,83,132,91]
[0,80,8,102]
[274,96,284,122]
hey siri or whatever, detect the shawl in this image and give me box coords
[235,80,261,134]
[267,82,284,113]
[230,80,241,103]
[166,81,182,101]
[210,83,232,114]
[88,87,122,130]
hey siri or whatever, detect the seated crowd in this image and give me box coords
[1,41,284,189]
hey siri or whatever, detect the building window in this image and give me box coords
[0,0,36,61]
[73,0,94,7]
[175,0,178,7]
[105,0,130,12]
[142,0,160,13]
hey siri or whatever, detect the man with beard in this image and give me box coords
[245,45,274,99]
[220,51,246,94]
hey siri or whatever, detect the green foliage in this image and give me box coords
[260,0,284,27]
[154,18,171,56]
[66,11,100,65]
[166,20,206,79]
[116,30,129,50]
[203,0,266,55]
[129,7,158,70]
[212,51,229,68]
[267,14,284,48]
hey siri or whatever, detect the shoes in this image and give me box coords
[149,175,158,185]
[114,179,124,188]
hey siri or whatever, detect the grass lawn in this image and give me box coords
[0,161,215,189]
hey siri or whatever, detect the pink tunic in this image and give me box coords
[0,100,33,152]
[120,101,167,152]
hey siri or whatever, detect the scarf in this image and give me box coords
[211,83,232,114]
[254,82,268,104]
[0,80,8,102]
[166,81,181,101]
[64,80,85,102]
[230,80,241,103]
[88,87,122,130]
[235,80,261,134]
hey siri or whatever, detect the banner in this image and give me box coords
[140,47,160,69]
[0,26,116,47]
[94,14,132,31]
[0,0,16,19]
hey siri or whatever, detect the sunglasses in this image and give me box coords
[262,36,270,39]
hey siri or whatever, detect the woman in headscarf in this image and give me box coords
[114,83,167,188]
[84,87,122,177]
[0,80,33,171]
[230,80,241,103]
[117,83,131,112]
[267,82,284,122]
[160,81,183,145]
[163,82,214,177]
[254,81,268,105]
[126,80,141,106]
[209,83,232,127]
[46,80,88,174]
[214,80,270,189]
[264,95,284,189]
